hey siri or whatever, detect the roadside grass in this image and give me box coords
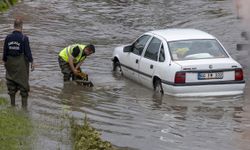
[0,97,33,150]
[0,0,18,12]
[0,97,7,105]
[71,115,115,150]
[0,82,115,149]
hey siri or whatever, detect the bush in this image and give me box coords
[71,115,115,150]
[0,0,18,12]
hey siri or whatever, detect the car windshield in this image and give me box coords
[168,39,229,61]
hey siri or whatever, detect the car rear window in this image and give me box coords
[168,39,229,61]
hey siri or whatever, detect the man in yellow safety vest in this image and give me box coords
[58,44,95,81]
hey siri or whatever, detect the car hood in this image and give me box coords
[115,44,130,50]
[174,58,241,70]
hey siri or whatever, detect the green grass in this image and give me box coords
[0,97,33,150]
[71,115,115,150]
[0,97,8,105]
[0,92,115,150]
[0,0,18,12]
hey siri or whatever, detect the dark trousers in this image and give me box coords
[7,79,28,97]
[58,56,83,81]
[5,55,29,107]
[5,55,29,97]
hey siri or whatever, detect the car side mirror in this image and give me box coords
[123,45,132,52]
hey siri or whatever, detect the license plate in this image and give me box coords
[198,72,224,80]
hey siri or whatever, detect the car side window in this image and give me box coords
[144,37,161,61]
[132,35,151,55]
[159,44,165,62]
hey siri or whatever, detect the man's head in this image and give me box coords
[14,18,23,31]
[84,44,95,56]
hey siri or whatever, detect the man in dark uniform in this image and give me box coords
[2,18,34,108]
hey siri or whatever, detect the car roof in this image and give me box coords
[147,29,216,42]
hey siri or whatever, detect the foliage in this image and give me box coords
[0,97,8,105]
[0,97,33,150]
[71,115,115,150]
[0,0,18,12]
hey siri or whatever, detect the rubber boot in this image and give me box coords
[21,96,28,109]
[10,95,15,106]
[64,74,71,82]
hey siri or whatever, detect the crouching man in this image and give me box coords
[58,44,95,81]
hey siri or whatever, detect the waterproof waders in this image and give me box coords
[58,56,84,81]
[5,54,30,107]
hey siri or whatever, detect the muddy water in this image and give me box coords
[0,0,250,150]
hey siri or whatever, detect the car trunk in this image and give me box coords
[175,58,241,83]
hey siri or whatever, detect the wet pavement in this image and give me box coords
[0,0,250,150]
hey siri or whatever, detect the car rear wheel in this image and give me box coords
[154,79,164,95]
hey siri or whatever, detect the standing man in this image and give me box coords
[58,44,95,81]
[2,18,34,108]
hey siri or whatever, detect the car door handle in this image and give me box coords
[150,64,153,69]
[136,59,139,64]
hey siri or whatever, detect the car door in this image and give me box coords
[139,37,162,87]
[121,35,152,81]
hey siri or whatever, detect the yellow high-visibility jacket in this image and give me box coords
[59,44,86,63]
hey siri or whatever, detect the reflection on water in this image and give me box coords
[0,0,250,150]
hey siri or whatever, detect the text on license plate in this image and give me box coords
[198,72,224,80]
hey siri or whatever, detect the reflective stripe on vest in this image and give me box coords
[59,44,86,63]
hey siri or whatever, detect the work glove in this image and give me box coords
[77,72,88,81]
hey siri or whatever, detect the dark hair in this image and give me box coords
[85,44,95,53]
[72,46,80,57]
[14,18,23,29]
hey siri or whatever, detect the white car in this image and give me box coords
[112,29,245,97]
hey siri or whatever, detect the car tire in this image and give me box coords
[154,79,164,95]
[113,59,122,74]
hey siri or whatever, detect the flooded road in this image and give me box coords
[0,0,250,150]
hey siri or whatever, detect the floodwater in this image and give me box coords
[0,0,250,150]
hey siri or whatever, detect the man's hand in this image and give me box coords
[73,69,79,75]
[31,63,35,71]
[79,72,88,81]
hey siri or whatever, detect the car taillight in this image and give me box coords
[175,72,186,84]
[235,69,243,81]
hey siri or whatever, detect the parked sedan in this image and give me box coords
[112,29,245,97]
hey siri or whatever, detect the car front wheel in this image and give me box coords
[113,59,122,74]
